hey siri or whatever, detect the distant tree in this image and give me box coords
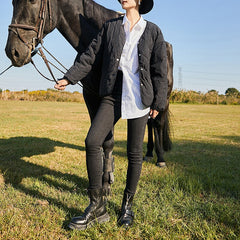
[208,89,218,94]
[0,89,2,93]
[225,88,239,97]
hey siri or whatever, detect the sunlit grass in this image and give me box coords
[0,101,239,239]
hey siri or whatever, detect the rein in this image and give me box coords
[30,45,98,95]
[30,45,67,83]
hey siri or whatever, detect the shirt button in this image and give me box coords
[116,58,120,61]
[140,68,143,71]
[139,54,141,56]
[140,83,143,87]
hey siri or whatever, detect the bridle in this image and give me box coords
[8,0,52,52]
[6,0,63,84]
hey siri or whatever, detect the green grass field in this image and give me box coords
[0,101,239,239]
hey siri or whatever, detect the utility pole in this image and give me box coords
[178,67,182,89]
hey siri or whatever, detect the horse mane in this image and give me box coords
[83,0,122,30]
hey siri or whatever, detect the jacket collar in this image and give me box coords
[122,15,145,32]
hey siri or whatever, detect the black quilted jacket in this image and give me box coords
[64,17,168,112]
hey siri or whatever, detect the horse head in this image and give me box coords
[5,0,57,67]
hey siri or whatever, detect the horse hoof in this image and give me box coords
[143,156,153,162]
[156,162,166,168]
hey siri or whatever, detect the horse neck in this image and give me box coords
[56,0,120,52]
[83,0,121,29]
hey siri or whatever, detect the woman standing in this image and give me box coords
[55,0,168,230]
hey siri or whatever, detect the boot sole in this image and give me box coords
[68,212,110,230]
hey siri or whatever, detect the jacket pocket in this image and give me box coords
[139,69,154,107]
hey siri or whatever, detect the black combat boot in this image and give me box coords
[118,192,134,228]
[68,188,110,230]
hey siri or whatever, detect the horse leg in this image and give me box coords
[143,118,154,162]
[153,113,166,168]
[83,89,114,195]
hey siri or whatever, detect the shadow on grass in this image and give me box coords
[114,137,240,200]
[0,136,239,231]
[0,136,125,229]
[0,136,88,217]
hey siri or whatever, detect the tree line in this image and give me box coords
[0,88,239,105]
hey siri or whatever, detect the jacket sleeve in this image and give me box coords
[64,23,106,85]
[150,30,168,112]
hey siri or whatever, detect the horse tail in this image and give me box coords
[162,106,172,152]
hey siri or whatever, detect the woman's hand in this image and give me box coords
[54,79,70,91]
[149,109,159,119]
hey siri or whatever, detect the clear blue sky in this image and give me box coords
[0,0,240,94]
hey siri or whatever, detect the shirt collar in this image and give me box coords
[122,15,145,31]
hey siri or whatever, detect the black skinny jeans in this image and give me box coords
[85,71,149,195]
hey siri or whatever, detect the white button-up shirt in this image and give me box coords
[119,15,150,119]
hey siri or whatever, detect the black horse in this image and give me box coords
[5,0,173,190]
